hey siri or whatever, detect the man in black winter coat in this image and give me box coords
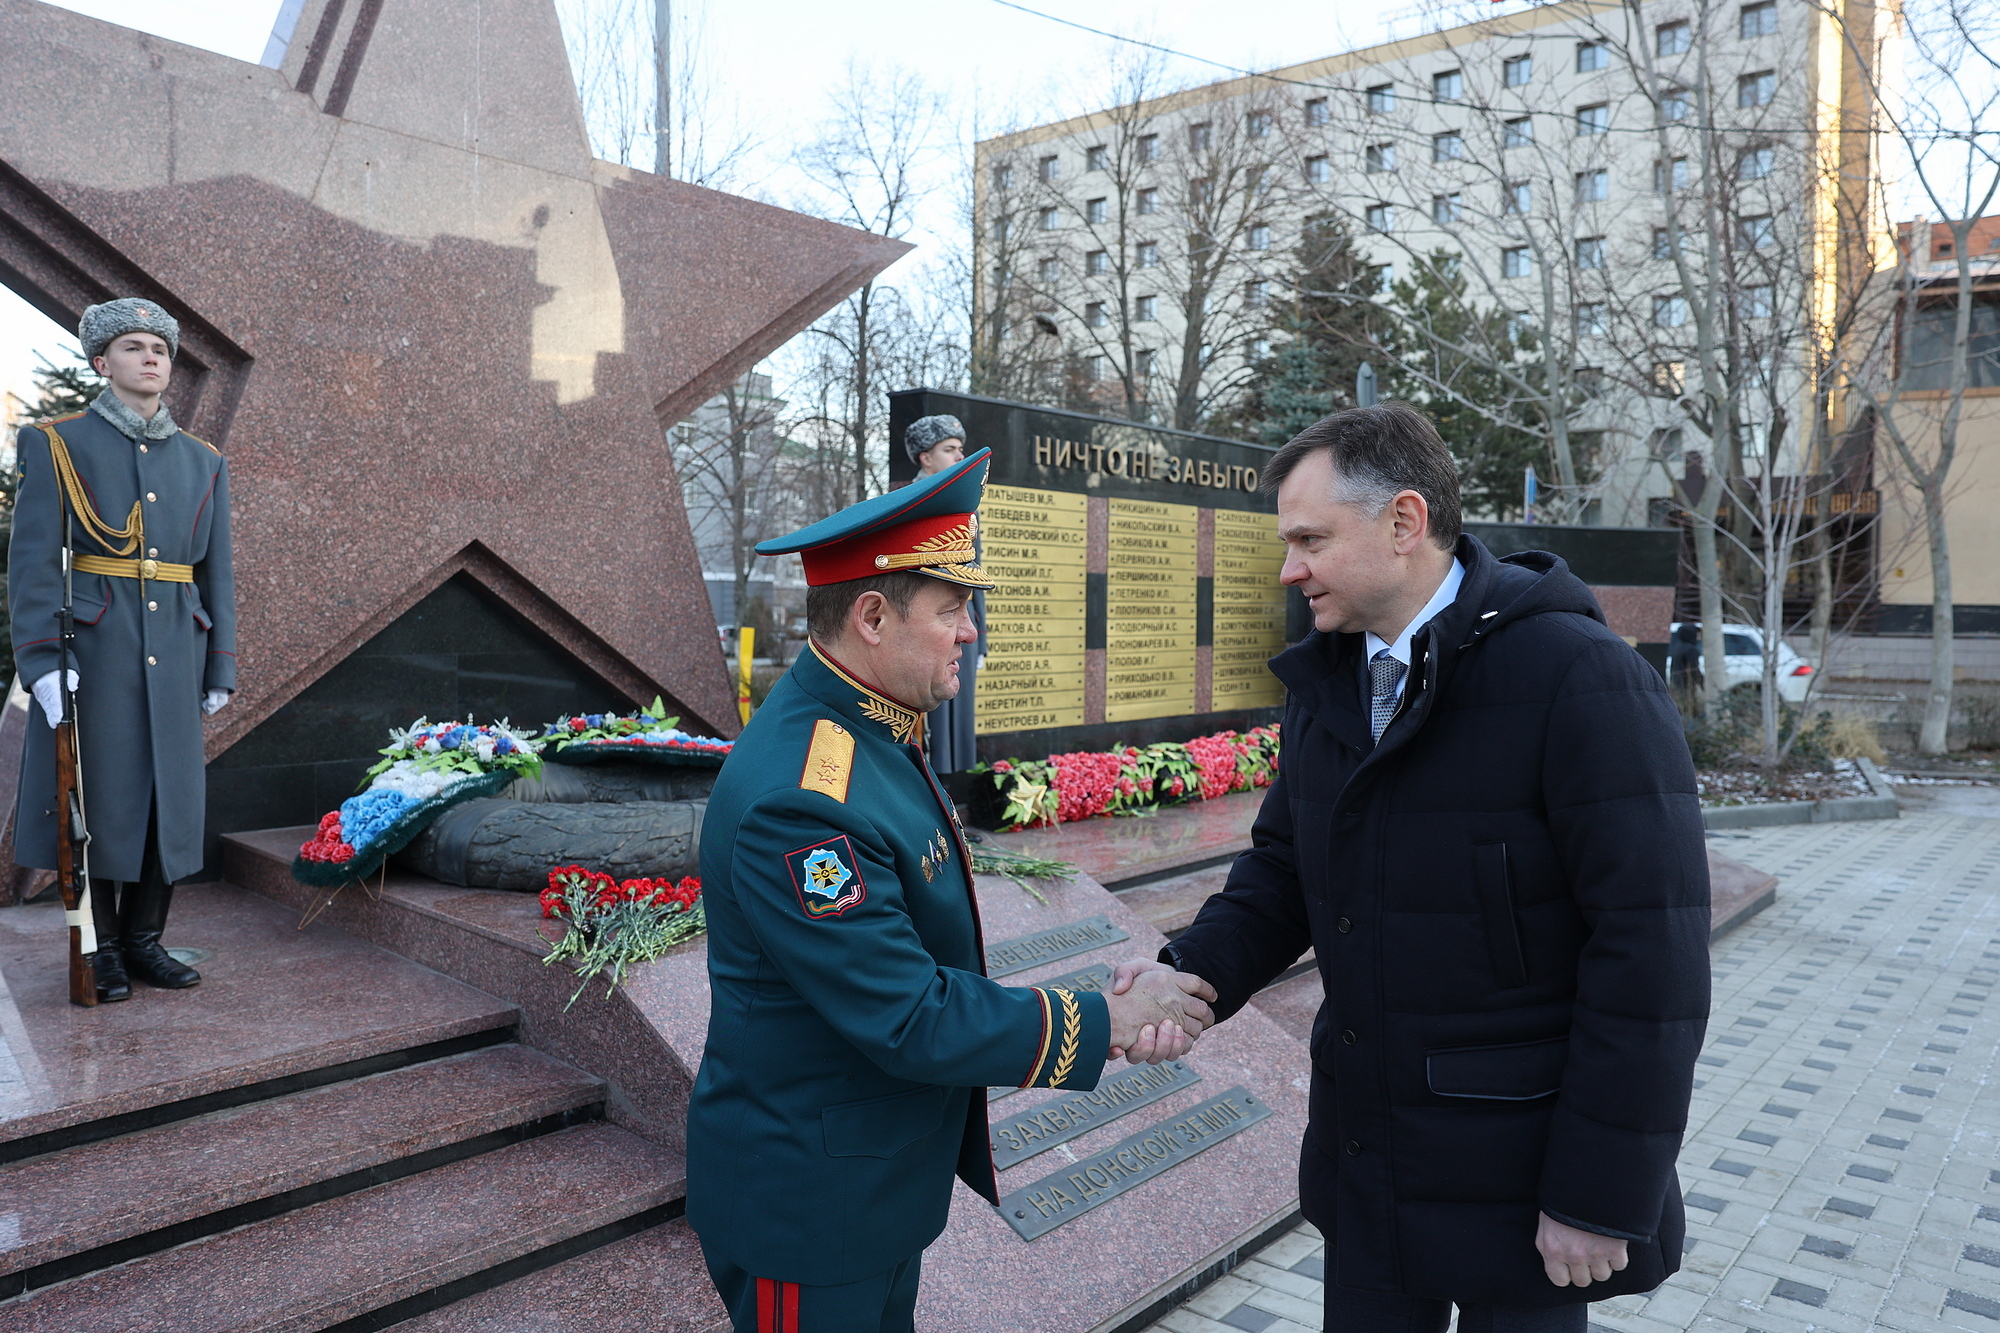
[1117,405,1709,1332]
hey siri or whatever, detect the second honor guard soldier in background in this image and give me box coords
[902,414,982,775]
[9,299,237,1002]
[686,448,1217,1333]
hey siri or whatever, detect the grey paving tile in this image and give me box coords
[1145,814,2000,1333]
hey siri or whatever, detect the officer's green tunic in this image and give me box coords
[688,642,1111,1286]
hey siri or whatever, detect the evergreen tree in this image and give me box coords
[1377,254,1543,521]
[1229,215,1379,444]
[1244,323,1335,446]
[26,349,99,421]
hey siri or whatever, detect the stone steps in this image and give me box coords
[0,1121,682,1333]
[385,1218,725,1333]
[0,880,704,1332]
[0,1043,604,1297]
[0,885,521,1158]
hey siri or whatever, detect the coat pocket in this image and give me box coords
[1473,842,1528,988]
[69,574,110,627]
[192,606,213,631]
[821,1085,947,1159]
[1426,1036,1568,1100]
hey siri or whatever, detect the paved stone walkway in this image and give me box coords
[1144,810,2000,1333]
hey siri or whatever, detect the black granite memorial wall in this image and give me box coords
[201,574,631,875]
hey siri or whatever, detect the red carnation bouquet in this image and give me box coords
[974,724,1281,831]
[539,864,706,1005]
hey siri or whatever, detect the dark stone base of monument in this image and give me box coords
[394,798,704,890]
[203,575,634,877]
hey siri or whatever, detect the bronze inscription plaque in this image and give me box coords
[990,1058,1202,1170]
[997,1086,1274,1240]
[985,916,1129,978]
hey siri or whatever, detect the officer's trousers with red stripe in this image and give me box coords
[704,1250,921,1332]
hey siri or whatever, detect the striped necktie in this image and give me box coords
[1369,649,1408,743]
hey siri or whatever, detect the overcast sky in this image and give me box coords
[0,0,1427,416]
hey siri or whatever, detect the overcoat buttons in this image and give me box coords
[1336,917,1353,934]
[147,656,158,666]
[148,601,158,611]
[146,492,157,502]
[1344,1140,1362,1155]
[1341,1029,1357,1045]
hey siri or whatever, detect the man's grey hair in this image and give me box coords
[1261,402,1463,549]
[805,570,939,642]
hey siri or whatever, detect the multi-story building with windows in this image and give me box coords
[974,0,1888,527]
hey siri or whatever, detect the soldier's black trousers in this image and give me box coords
[705,1251,920,1333]
[89,798,173,927]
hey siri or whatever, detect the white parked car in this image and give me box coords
[1668,622,1817,702]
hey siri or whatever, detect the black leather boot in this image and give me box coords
[120,878,199,989]
[89,879,130,1002]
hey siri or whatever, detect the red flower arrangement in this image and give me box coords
[538,864,707,1006]
[539,865,701,918]
[298,811,356,864]
[1186,734,1246,800]
[973,724,1282,832]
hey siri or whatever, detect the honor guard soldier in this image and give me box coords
[902,414,983,776]
[10,298,237,1002]
[686,448,1216,1333]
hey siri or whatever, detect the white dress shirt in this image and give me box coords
[1363,557,1466,706]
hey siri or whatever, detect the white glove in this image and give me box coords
[32,670,77,729]
[202,689,232,717]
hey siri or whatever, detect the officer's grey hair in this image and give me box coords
[904,414,965,462]
[80,298,181,362]
[805,571,949,643]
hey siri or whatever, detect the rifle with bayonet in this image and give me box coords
[53,499,97,1007]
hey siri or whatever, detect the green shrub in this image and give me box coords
[1681,687,1835,772]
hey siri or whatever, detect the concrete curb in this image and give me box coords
[1701,756,1900,829]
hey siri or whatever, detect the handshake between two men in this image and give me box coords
[1099,958,1218,1065]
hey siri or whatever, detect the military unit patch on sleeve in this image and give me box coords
[785,834,867,918]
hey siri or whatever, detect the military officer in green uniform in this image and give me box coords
[688,449,1216,1332]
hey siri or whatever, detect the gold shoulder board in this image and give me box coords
[800,719,854,803]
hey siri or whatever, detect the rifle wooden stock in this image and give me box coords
[53,717,94,1008]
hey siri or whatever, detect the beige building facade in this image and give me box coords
[975,0,1887,528]
[1873,217,2000,637]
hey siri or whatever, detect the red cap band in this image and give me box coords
[799,511,976,586]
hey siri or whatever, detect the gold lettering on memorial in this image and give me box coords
[978,485,1088,734]
[1030,435,1258,492]
[1105,498,1196,724]
[1210,509,1287,708]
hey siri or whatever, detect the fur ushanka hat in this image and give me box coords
[80,298,180,362]
[904,414,965,463]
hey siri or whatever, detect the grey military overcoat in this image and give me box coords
[9,408,237,882]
